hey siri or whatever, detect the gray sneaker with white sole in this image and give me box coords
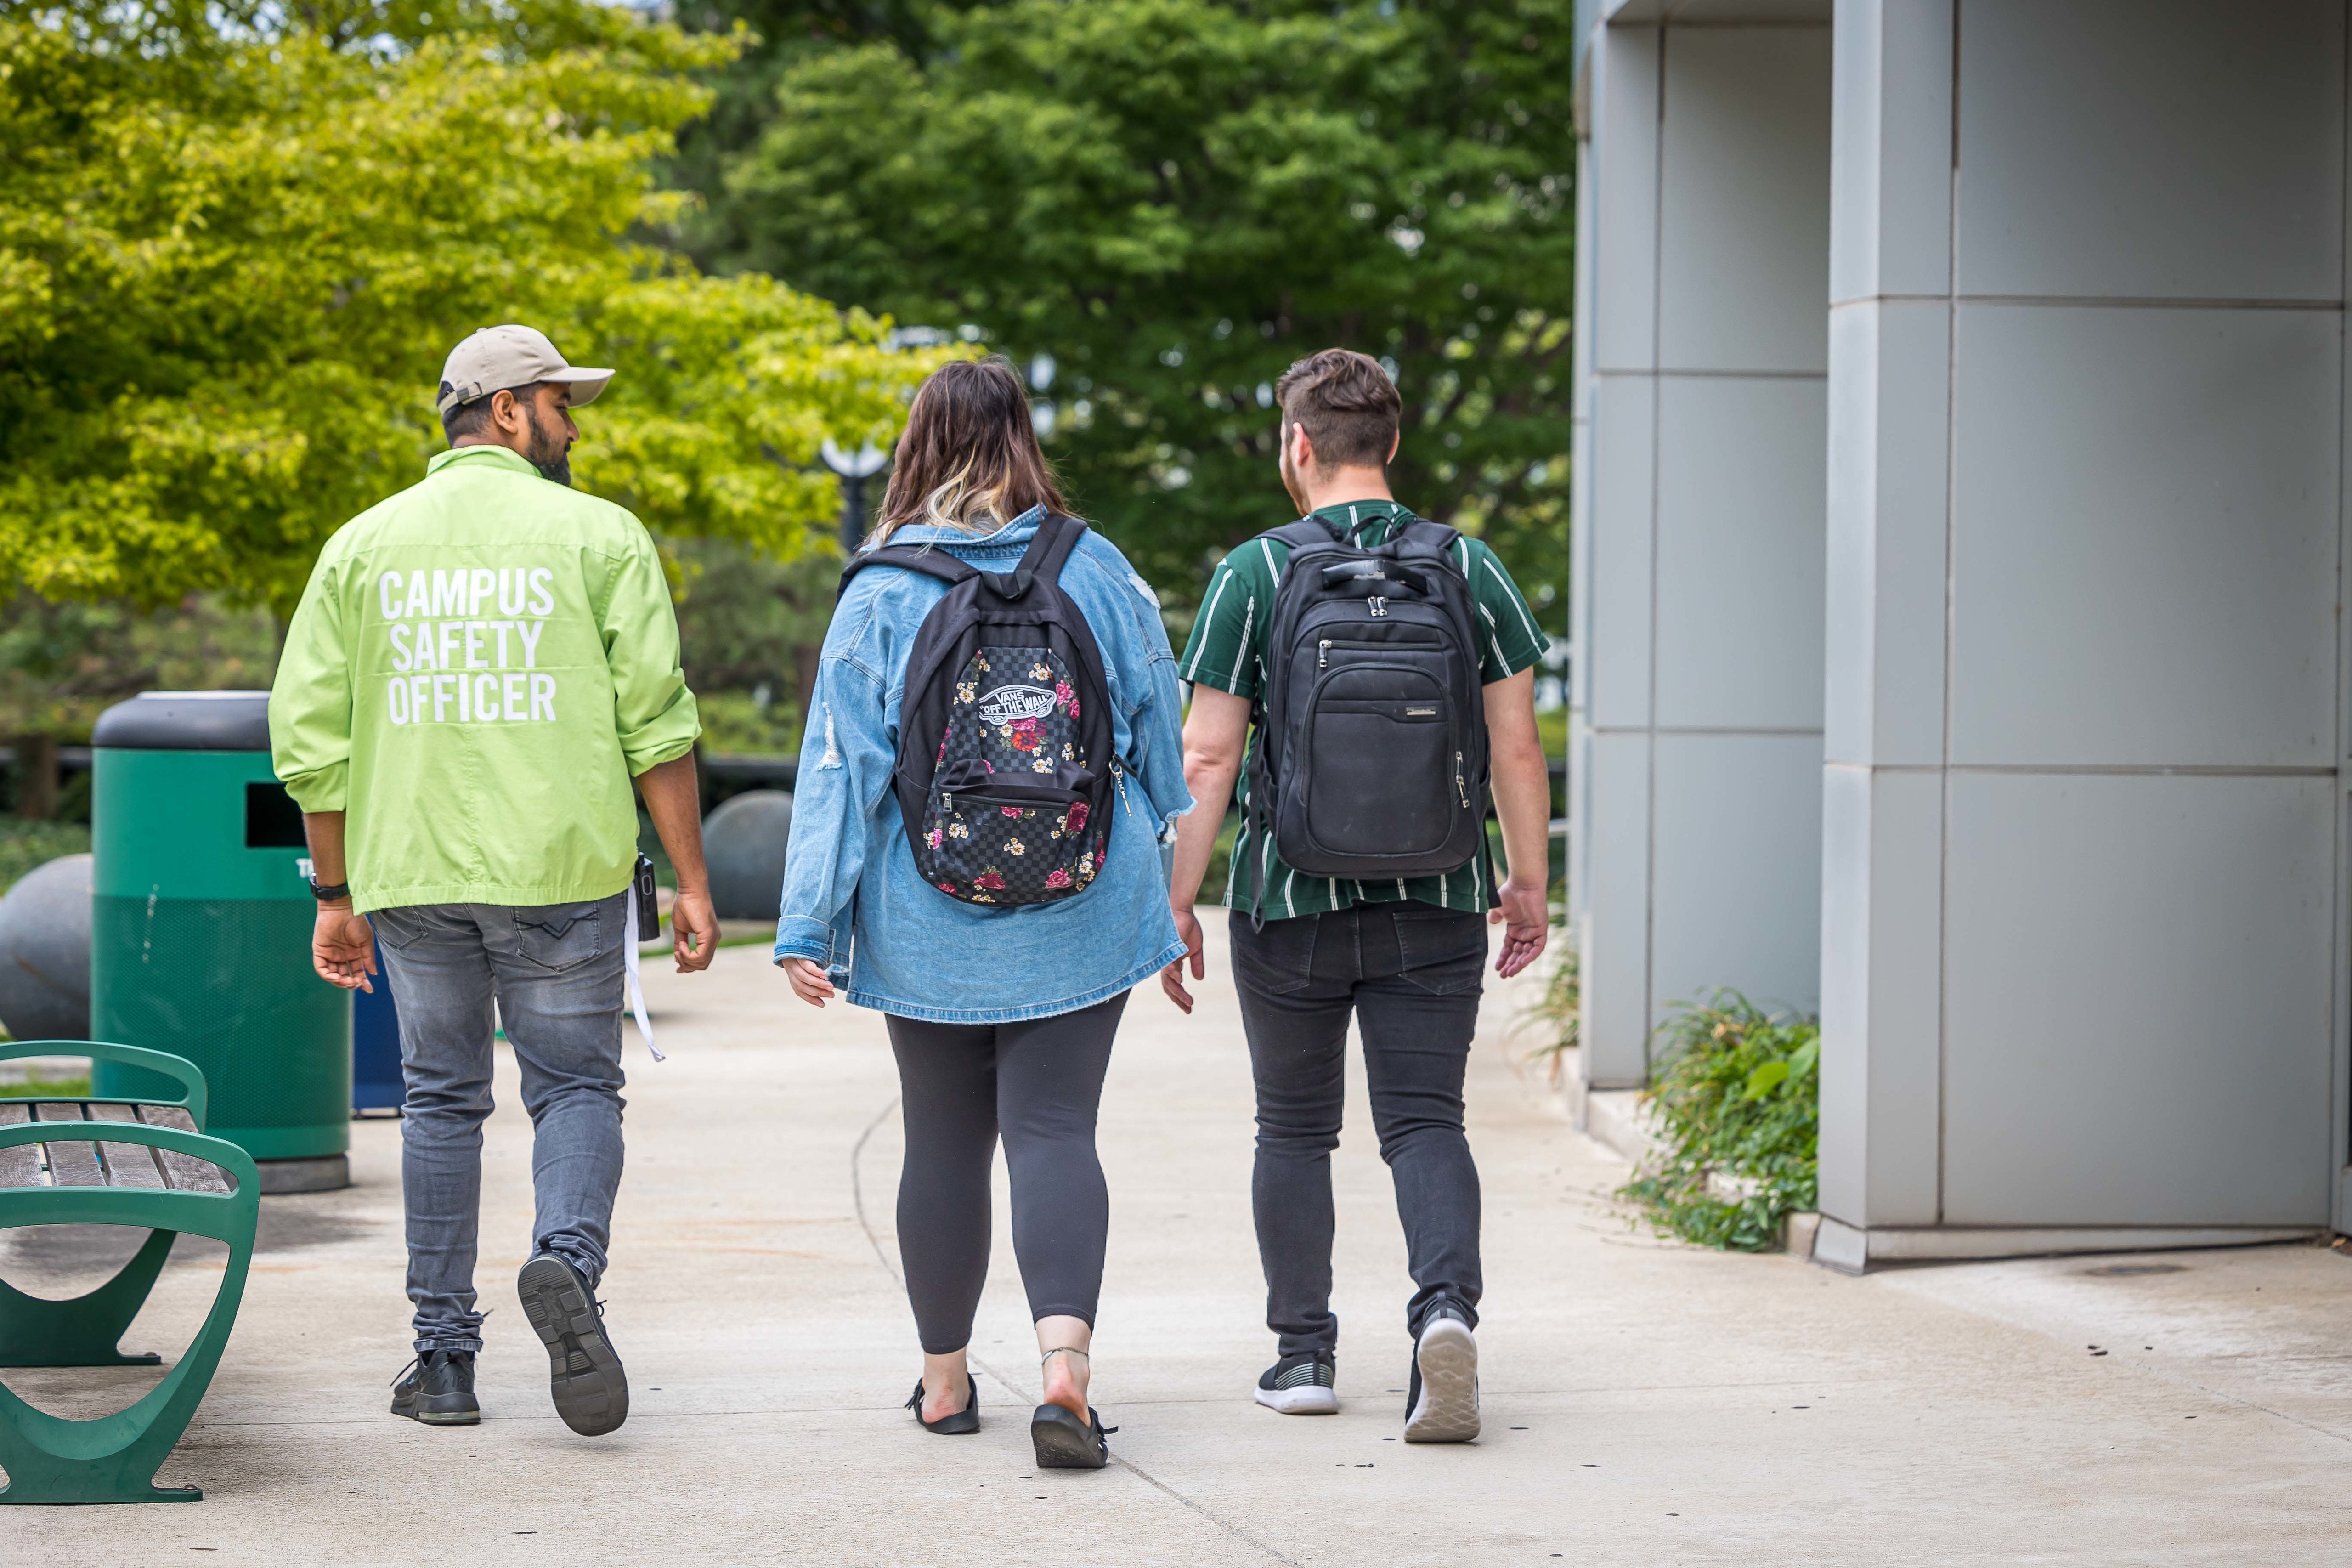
[1403,1304,1480,1442]
[1255,1351,1339,1415]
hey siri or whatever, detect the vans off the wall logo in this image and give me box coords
[978,685,1058,725]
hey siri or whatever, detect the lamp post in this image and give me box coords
[818,438,889,555]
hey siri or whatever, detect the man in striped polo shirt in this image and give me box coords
[1160,348,1553,1443]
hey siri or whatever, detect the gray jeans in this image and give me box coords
[371,894,628,1354]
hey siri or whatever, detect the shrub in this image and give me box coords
[1517,928,1579,1085]
[0,819,90,896]
[1618,991,1819,1251]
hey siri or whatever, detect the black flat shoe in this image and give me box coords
[906,1376,980,1434]
[1030,1402,1115,1469]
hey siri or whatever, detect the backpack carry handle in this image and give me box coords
[1317,560,1433,596]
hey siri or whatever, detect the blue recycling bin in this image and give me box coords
[352,935,403,1113]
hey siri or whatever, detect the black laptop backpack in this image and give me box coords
[1236,514,1489,917]
[837,514,1118,906]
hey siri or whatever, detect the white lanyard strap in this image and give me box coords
[622,892,665,1063]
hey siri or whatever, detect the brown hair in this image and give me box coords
[873,358,1070,546]
[1275,349,1402,469]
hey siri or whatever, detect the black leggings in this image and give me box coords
[885,991,1127,1354]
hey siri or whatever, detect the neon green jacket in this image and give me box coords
[269,445,700,913]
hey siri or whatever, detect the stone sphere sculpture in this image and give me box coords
[702,791,794,922]
[0,852,93,1042]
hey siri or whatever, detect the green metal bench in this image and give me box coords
[0,1040,258,1504]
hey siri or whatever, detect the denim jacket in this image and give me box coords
[772,508,1193,1022]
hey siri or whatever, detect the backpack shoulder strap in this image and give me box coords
[1265,519,1342,554]
[837,544,976,601]
[1252,520,1351,591]
[1009,513,1088,596]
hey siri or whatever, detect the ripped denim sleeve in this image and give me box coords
[1122,568,1195,834]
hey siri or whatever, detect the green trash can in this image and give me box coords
[90,691,351,1193]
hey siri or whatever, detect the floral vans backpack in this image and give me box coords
[836,514,1118,906]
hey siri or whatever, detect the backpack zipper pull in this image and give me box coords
[1317,638,1330,669]
[1454,752,1468,809]
[1369,597,1388,618]
[1114,759,1135,819]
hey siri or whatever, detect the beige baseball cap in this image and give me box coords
[436,325,613,415]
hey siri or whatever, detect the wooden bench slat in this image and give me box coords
[32,1103,104,1187]
[136,1104,233,1193]
[89,1102,168,1190]
[0,1103,44,1189]
[31,1101,102,1188]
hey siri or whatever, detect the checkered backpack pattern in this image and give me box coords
[837,514,1118,907]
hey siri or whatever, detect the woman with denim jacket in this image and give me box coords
[775,360,1192,1469]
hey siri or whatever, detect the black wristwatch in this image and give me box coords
[308,877,352,903]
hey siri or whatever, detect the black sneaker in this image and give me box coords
[1254,1351,1339,1415]
[390,1349,479,1426]
[1403,1302,1479,1443]
[516,1252,629,1436]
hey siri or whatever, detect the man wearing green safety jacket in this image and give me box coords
[269,324,719,1439]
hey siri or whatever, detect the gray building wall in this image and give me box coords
[1572,11,1834,1090]
[1820,0,2348,1236]
[1574,0,2352,1244]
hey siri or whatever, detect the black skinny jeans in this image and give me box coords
[1231,902,1485,1359]
[884,992,1128,1355]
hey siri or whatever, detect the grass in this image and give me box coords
[1617,991,1820,1251]
[0,1075,91,1098]
[1536,706,1568,761]
[0,818,90,895]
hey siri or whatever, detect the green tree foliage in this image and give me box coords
[679,0,1574,610]
[0,592,278,739]
[1619,992,1821,1252]
[0,589,280,816]
[0,0,950,615]
[664,532,837,751]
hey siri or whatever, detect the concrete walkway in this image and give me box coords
[8,917,2351,1564]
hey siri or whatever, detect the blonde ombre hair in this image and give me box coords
[871,358,1070,548]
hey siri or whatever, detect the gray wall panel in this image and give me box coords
[1587,374,1657,733]
[1593,27,1662,373]
[1583,730,1656,1088]
[1819,763,1943,1227]
[1660,27,1834,372]
[1943,773,2335,1226]
[1656,377,1829,730]
[1951,306,2341,768]
[1823,298,1949,768]
[1651,733,1826,1024]
[1828,0,1954,304]
[1957,0,2344,301]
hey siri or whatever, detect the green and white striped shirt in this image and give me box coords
[1179,498,1549,921]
